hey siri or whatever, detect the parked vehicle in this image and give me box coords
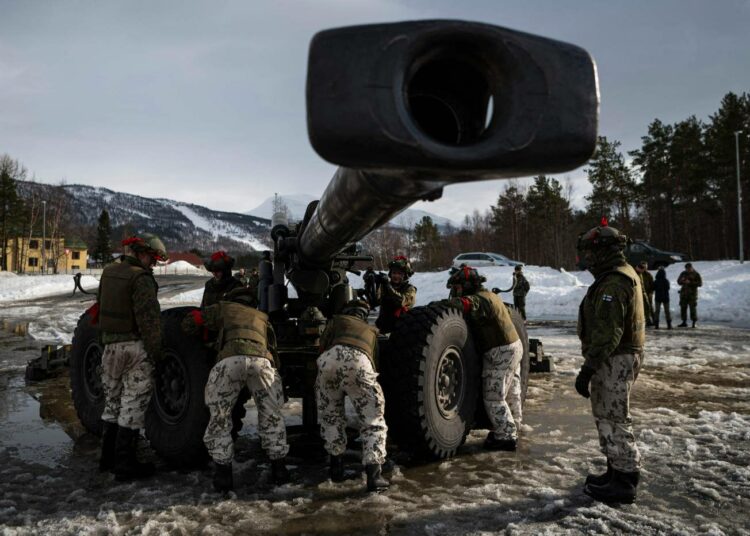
[452,252,523,269]
[576,240,687,270]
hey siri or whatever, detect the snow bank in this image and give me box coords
[0,274,99,303]
[154,260,208,276]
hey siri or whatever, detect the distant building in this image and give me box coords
[167,252,204,268]
[2,236,88,273]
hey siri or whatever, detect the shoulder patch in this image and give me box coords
[602,294,614,302]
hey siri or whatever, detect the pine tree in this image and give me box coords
[0,156,27,271]
[93,209,113,265]
[413,216,441,270]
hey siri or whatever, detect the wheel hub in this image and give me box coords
[83,342,103,401]
[154,352,189,423]
[434,346,465,419]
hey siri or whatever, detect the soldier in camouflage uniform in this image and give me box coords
[635,261,655,326]
[234,268,249,287]
[375,256,417,334]
[512,265,531,320]
[202,251,244,308]
[96,233,168,482]
[677,263,702,328]
[575,222,645,504]
[317,298,389,492]
[445,266,524,451]
[182,286,290,492]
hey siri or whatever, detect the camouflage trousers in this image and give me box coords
[101,340,154,430]
[590,352,642,473]
[680,293,698,322]
[315,345,388,465]
[483,339,524,441]
[654,300,671,324]
[204,355,289,465]
[513,296,527,320]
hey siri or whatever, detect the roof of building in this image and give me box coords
[167,252,203,267]
[64,237,88,249]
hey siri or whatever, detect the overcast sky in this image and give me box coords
[1,0,749,222]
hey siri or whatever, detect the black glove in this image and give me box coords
[575,365,596,398]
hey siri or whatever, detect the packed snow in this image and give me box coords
[0,273,99,304]
[0,261,748,534]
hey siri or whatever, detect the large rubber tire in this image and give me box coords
[381,303,480,460]
[70,312,105,436]
[145,307,214,468]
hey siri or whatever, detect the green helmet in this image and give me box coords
[576,223,628,251]
[447,265,486,296]
[388,255,414,278]
[122,233,168,261]
[225,286,258,307]
[205,250,235,272]
[342,298,369,321]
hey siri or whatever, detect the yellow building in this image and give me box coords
[2,236,88,274]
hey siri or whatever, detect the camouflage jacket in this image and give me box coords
[677,270,702,298]
[376,280,417,333]
[181,303,278,365]
[98,256,162,360]
[512,273,530,297]
[577,261,645,369]
[445,290,519,352]
[640,270,654,294]
[201,274,244,308]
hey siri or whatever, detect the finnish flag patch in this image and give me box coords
[602,294,614,302]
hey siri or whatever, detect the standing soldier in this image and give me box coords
[677,263,702,328]
[248,267,261,291]
[375,256,416,334]
[97,233,168,481]
[202,251,244,307]
[512,265,531,320]
[316,299,389,492]
[363,267,378,307]
[445,266,524,451]
[234,268,249,287]
[635,261,655,326]
[653,267,672,329]
[574,222,645,504]
[181,286,290,492]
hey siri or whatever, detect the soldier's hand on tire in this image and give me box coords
[575,365,595,398]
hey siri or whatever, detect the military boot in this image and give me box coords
[653,319,659,330]
[365,464,390,492]
[585,461,612,487]
[329,455,346,482]
[113,426,155,481]
[678,321,688,327]
[271,458,290,485]
[692,320,697,328]
[667,319,673,330]
[584,469,639,504]
[98,421,118,473]
[483,432,517,451]
[213,462,233,492]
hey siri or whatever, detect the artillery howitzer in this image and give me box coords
[69,20,597,465]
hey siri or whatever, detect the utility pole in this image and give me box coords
[42,200,46,273]
[735,131,744,264]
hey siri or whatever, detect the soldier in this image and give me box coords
[182,286,290,492]
[635,261,655,326]
[248,267,260,290]
[512,265,530,320]
[445,266,524,451]
[96,233,168,481]
[363,266,378,307]
[677,263,702,328]
[234,268,249,287]
[202,251,244,308]
[653,267,672,330]
[447,264,466,298]
[375,256,417,334]
[574,222,645,504]
[316,298,389,492]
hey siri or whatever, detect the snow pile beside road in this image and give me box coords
[0,274,99,303]
[162,288,204,304]
[154,260,208,276]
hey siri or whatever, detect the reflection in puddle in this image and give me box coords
[1,319,29,337]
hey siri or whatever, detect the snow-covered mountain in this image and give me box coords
[16,182,272,254]
[247,194,460,230]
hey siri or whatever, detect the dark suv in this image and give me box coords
[577,240,687,270]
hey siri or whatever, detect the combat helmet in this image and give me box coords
[342,298,370,321]
[121,233,169,262]
[577,217,628,251]
[224,286,258,307]
[388,255,414,278]
[447,265,486,296]
[205,250,235,273]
